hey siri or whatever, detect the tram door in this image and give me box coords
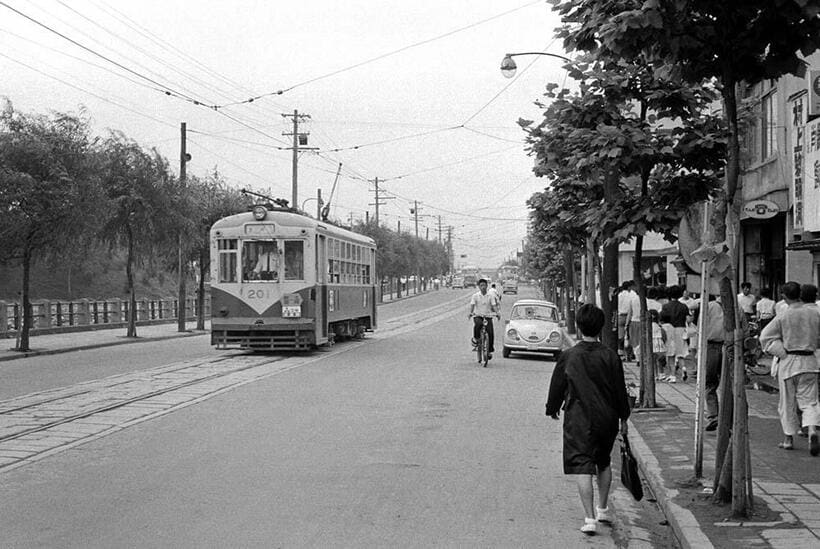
[317,234,327,340]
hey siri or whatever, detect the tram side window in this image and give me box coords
[218,239,238,283]
[244,240,280,282]
[284,240,304,280]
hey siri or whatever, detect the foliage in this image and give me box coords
[0,102,102,350]
[353,221,449,280]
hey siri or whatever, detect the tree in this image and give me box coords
[97,132,175,338]
[550,0,820,517]
[0,103,102,351]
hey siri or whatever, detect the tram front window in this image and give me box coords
[244,240,279,281]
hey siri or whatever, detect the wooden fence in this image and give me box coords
[0,297,210,336]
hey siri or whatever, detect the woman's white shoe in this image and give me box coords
[580,517,597,535]
[596,506,612,524]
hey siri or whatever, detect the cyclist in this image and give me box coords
[468,278,500,359]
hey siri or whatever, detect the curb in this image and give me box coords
[628,418,715,549]
[0,331,207,363]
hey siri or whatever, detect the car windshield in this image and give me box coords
[511,304,557,321]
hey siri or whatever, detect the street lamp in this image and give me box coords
[500,52,572,78]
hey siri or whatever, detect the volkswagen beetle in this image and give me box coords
[502,299,566,359]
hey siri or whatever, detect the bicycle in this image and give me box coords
[744,319,771,376]
[473,315,492,367]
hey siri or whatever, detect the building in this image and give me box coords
[739,52,820,293]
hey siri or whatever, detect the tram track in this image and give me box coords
[0,295,469,473]
[0,356,284,445]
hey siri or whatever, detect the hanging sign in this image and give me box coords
[742,200,780,219]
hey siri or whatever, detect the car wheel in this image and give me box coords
[502,346,511,358]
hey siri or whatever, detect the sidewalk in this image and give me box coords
[624,360,820,548]
[0,321,209,362]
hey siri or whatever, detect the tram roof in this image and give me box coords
[212,209,375,246]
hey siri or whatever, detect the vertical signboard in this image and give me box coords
[805,115,820,231]
[791,94,806,230]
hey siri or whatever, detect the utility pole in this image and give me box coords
[368,177,394,226]
[177,122,188,333]
[281,110,316,208]
[397,220,401,233]
[437,215,443,243]
[447,226,454,274]
[411,200,420,238]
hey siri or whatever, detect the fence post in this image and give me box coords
[37,300,52,329]
[0,301,7,336]
[109,299,122,323]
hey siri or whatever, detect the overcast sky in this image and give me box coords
[0,0,571,269]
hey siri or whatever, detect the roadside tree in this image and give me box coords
[550,0,820,517]
[0,103,102,351]
[97,132,175,338]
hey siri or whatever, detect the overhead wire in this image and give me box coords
[0,1,204,104]
[0,50,178,130]
[211,0,543,107]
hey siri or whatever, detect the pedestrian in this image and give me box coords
[760,281,820,455]
[649,309,668,381]
[545,304,631,535]
[703,295,725,432]
[775,283,789,317]
[660,285,690,382]
[624,282,642,361]
[737,281,756,323]
[618,281,635,360]
[756,287,776,331]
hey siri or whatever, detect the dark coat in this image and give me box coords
[545,341,631,474]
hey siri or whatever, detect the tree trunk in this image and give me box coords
[18,242,32,352]
[713,336,734,496]
[586,237,596,306]
[634,235,657,408]
[600,168,620,352]
[126,225,137,338]
[564,247,576,334]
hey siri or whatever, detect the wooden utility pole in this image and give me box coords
[412,200,420,238]
[177,122,187,333]
[369,177,393,226]
[281,110,315,208]
[437,215,443,243]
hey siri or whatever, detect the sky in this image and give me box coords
[0,0,572,269]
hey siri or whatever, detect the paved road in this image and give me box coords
[0,287,665,548]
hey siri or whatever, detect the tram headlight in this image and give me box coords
[252,205,268,221]
[218,307,229,317]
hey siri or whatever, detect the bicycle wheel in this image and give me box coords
[476,326,484,364]
[481,329,489,367]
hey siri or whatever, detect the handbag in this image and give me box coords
[620,433,644,501]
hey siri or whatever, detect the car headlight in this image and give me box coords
[549,331,561,342]
[506,328,519,339]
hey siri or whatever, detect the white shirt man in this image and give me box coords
[468,279,499,357]
[737,283,756,319]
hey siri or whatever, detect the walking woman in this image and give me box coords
[545,304,632,535]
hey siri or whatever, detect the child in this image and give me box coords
[545,304,632,535]
[650,309,668,381]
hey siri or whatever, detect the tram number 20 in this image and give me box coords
[245,289,271,299]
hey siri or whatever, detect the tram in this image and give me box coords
[210,204,377,350]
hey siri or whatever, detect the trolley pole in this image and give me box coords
[177,122,187,333]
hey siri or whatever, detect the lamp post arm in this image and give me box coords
[505,52,571,62]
